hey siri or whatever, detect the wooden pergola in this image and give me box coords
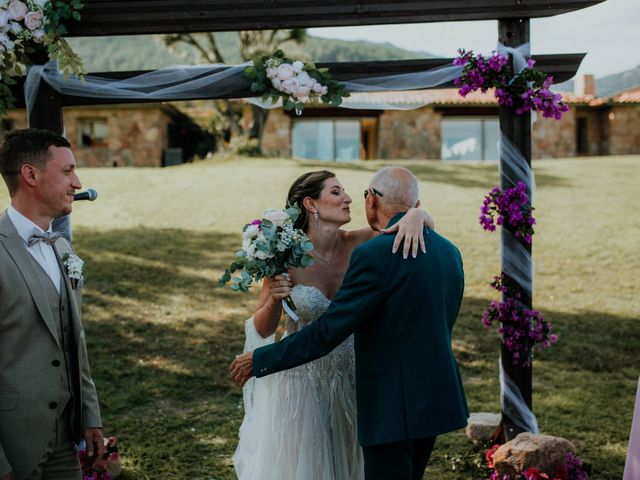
[15,0,605,441]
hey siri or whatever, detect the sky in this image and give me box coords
[308,0,638,78]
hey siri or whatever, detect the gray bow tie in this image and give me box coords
[28,231,62,247]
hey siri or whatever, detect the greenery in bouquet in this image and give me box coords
[0,0,85,116]
[244,49,350,114]
[219,205,314,312]
[77,436,121,480]
[454,48,569,119]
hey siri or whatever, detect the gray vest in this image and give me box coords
[28,255,77,416]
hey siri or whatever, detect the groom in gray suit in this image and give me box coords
[0,129,104,480]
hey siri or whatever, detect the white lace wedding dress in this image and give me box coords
[233,284,364,480]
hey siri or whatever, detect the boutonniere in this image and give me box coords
[61,253,84,289]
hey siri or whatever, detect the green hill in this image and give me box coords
[67,33,433,72]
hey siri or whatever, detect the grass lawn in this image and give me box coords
[1,155,638,479]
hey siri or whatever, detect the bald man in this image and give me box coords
[231,166,468,480]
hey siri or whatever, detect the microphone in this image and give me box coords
[73,188,98,202]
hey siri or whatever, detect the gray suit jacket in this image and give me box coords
[0,211,102,478]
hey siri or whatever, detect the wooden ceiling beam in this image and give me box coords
[66,0,605,36]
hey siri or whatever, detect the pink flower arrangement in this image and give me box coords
[482,275,557,366]
[485,446,590,480]
[479,181,536,245]
[454,49,570,120]
[78,436,121,480]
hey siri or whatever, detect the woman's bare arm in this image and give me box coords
[252,275,291,338]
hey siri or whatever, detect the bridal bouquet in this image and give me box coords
[219,205,314,319]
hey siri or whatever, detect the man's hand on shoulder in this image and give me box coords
[230,351,254,387]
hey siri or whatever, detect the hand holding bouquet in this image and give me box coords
[219,205,314,320]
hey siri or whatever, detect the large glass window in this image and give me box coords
[292,119,361,161]
[441,117,499,161]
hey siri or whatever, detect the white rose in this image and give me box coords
[245,242,256,261]
[0,10,10,28]
[8,21,21,34]
[276,63,294,81]
[292,60,304,73]
[24,10,42,30]
[321,86,328,95]
[312,82,324,94]
[281,78,300,95]
[262,209,290,227]
[271,78,282,90]
[296,86,310,98]
[31,27,44,42]
[266,67,277,79]
[7,0,28,21]
[0,32,8,45]
[0,0,9,8]
[243,224,260,239]
[297,71,313,86]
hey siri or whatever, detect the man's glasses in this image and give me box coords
[364,187,384,199]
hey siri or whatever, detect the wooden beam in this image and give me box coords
[67,0,606,36]
[498,17,533,442]
[10,54,585,108]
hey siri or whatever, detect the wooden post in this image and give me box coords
[498,17,533,441]
[28,77,64,135]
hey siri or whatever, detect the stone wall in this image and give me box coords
[532,109,576,159]
[607,106,640,155]
[377,109,441,159]
[64,106,170,167]
[261,109,291,156]
[3,106,171,167]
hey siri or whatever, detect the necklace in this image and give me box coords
[311,251,333,265]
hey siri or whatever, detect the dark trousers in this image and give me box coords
[26,402,82,480]
[362,436,436,480]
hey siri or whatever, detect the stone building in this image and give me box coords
[258,76,640,161]
[1,103,214,167]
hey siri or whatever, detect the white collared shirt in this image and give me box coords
[7,206,61,294]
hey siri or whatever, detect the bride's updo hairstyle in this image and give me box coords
[287,170,336,231]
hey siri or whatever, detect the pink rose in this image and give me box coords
[7,0,28,21]
[281,78,300,94]
[24,10,43,30]
[312,82,324,94]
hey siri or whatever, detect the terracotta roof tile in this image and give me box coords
[342,88,597,107]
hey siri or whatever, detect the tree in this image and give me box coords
[164,30,306,154]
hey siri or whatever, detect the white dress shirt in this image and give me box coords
[7,206,61,294]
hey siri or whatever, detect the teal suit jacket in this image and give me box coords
[253,213,469,446]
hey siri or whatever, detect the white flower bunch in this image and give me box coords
[0,0,47,57]
[219,205,314,293]
[265,57,328,103]
[62,252,84,280]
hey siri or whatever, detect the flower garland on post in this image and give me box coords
[453,48,569,119]
[478,181,557,365]
[244,49,350,115]
[0,0,85,117]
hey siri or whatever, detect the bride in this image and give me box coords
[233,170,432,480]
